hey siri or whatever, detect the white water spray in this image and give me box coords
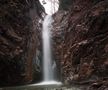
[35,15,61,85]
[42,15,54,81]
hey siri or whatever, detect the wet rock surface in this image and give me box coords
[53,0,108,89]
[0,0,108,89]
[0,0,44,86]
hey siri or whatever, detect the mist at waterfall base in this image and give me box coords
[36,15,62,86]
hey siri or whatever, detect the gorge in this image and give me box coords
[0,0,108,90]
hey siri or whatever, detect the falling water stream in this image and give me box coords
[42,15,54,81]
[35,15,61,86]
[39,15,61,85]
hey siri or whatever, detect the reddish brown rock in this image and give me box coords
[0,0,44,86]
[53,0,108,89]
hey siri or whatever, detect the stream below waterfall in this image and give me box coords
[0,86,82,90]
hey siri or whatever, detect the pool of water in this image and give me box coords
[0,84,82,90]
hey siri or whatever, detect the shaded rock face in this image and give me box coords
[0,0,44,86]
[59,0,73,10]
[53,0,108,89]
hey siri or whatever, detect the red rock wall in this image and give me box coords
[0,0,44,86]
[53,0,108,89]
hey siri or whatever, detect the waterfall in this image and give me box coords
[35,15,61,85]
[42,15,54,81]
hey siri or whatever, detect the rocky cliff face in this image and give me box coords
[0,0,108,89]
[0,0,44,86]
[53,0,108,89]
